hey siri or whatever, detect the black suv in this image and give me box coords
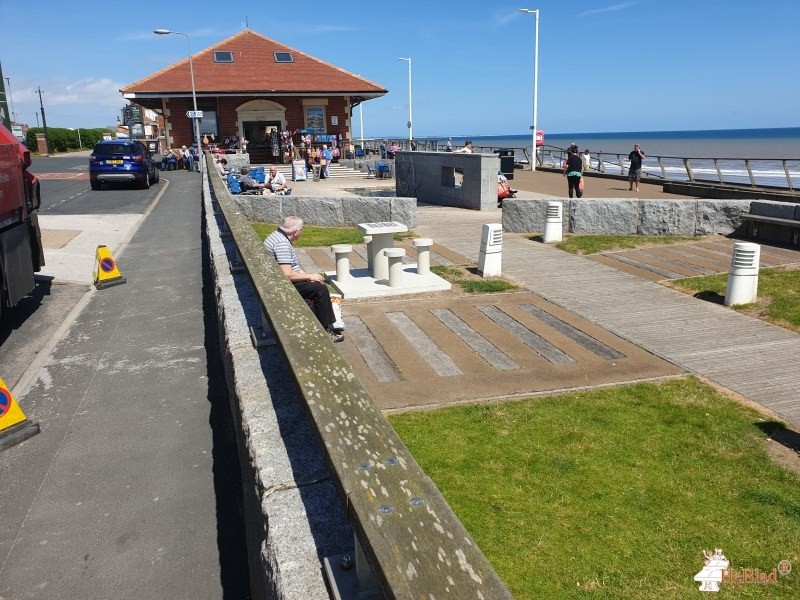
[89,140,159,190]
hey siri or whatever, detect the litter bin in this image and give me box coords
[312,165,321,181]
[495,148,515,180]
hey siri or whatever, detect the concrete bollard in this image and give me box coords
[725,242,760,306]
[543,201,563,243]
[363,235,373,273]
[412,238,434,276]
[384,248,406,287]
[331,244,353,283]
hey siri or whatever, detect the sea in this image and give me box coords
[430,127,800,189]
[440,127,800,160]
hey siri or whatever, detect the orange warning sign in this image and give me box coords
[0,376,40,451]
[93,245,126,290]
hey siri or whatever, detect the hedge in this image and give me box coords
[24,127,114,154]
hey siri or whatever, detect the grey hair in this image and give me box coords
[280,216,304,233]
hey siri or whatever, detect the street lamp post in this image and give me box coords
[397,57,413,143]
[519,8,539,171]
[5,77,16,124]
[154,29,201,153]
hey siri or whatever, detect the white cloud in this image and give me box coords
[579,2,639,17]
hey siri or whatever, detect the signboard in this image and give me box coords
[292,160,307,181]
[11,125,24,141]
[186,110,204,119]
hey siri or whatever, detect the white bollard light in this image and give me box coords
[543,201,563,243]
[331,244,353,282]
[725,242,760,306]
[478,223,502,277]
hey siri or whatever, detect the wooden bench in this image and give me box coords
[741,201,800,246]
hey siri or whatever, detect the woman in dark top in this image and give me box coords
[562,149,584,198]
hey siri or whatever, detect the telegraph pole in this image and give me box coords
[36,87,50,155]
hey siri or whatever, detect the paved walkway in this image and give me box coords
[411,203,800,427]
[305,171,798,426]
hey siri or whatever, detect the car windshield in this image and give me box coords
[94,143,137,156]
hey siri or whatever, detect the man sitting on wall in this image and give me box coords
[264,216,344,343]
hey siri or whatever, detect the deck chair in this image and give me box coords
[366,164,376,178]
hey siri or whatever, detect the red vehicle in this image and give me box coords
[0,123,45,320]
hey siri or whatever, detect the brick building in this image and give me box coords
[121,29,387,163]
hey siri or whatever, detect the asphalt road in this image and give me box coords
[2,152,162,393]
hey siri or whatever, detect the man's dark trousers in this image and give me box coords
[293,280,336,329]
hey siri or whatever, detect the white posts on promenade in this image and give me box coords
[543,201,563,243]
[518,8,539,171]
[725,242,760,306]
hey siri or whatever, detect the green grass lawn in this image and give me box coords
[431,265,518,294]
[252,222,365,247]
[551,234,697,255]
[668,266,800,331]
[388,378,800,598]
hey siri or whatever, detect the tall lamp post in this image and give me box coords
[518,8,539,171]
[5,77,16,124]
[154,29,201,152]
[397,57,413,143]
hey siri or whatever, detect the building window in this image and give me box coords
[305,106,325,133]
[274,52,293,63]
[214,51,234,63]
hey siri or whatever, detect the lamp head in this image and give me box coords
[153,29,171,35]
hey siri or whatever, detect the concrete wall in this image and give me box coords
[232,194,417,227]
[502,197,753,235]
[395,151,500,211]
[205,173,351,599]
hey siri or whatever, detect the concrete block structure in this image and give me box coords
[395,151,500,211]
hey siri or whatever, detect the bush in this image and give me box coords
[24,127,114,154]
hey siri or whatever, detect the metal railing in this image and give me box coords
[535,146,798,190]
[207,165,513,599]
[352,139,798,191]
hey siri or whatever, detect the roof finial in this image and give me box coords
[245,16,249,28]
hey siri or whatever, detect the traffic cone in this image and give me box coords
[0,376,40,452]
[93,245,126,289]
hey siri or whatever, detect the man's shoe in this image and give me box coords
[328,330,345,343]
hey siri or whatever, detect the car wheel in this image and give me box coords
[90,179,101,190]
[140,174,150,190]
[153,169,160,183]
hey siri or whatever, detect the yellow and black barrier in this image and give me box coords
[0,376,40,452]
[93,245,126,289]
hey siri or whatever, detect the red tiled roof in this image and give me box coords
[122,29,387,97]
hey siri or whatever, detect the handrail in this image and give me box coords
[352,138,798,191]
[208,169,513,599]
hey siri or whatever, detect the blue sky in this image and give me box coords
[1,0,798,137]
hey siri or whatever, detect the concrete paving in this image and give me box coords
[294,170,799,427]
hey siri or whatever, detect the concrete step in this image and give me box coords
[252,163,374,179]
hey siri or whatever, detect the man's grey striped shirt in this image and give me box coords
[264,229,300,272]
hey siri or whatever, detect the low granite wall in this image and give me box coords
[502,198,753,235]
[232,194,417,227]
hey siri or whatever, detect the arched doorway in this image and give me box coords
[236,100,286,164]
